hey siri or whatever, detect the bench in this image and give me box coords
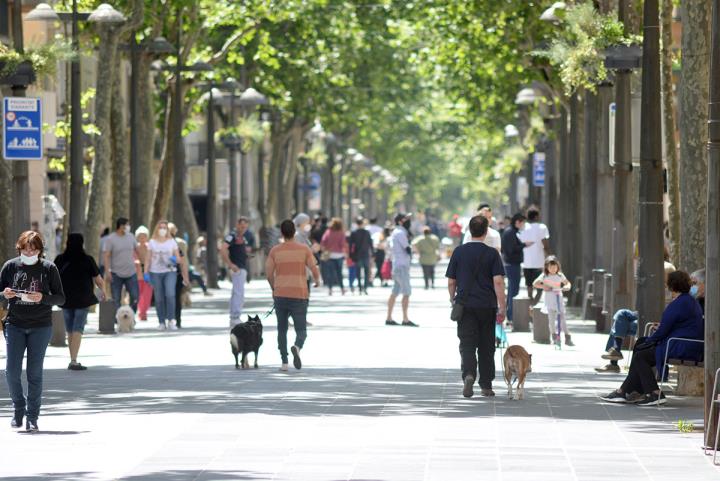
[660,337,705,397]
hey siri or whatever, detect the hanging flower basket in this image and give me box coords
[0,60,36,87]
[604,44,642,71]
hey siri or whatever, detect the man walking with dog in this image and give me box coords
[103,218,140,313]
[265,220,321,372]
[446,215,506,398]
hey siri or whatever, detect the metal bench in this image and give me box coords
[705,368,720,465]
[659,337,705,399]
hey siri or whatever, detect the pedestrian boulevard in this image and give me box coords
[0,265,717,480]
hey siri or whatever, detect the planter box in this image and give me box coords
[604,45,642,71]
[0,60,36,87]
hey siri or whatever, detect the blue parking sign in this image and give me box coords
[3,97,43,161]
[532,152,545,187]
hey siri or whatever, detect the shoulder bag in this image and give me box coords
[450,259,481,322]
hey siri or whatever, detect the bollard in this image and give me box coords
[591,269,606,308]
[601,273,613,332]
[571,276,583,307]
[98,300,116,334]
[512,295,532,332]
[50,309,66,347]
[531,304,551,344]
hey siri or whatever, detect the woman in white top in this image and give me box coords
[144,220,185,330]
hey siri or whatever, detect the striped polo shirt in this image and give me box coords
[265,241,318,299]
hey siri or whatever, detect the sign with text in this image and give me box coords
[3,97,43,161]
[532,152,545,187]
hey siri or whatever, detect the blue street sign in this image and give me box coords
[3,97,43,161]
[532,152,545,187]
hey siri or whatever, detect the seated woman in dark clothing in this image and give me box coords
[600,270,704,406]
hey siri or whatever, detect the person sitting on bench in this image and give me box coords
[599,270,704,406]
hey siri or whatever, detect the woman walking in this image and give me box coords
[320,218,348,295]
[412,226,440,289]
[135,226,153,321]
[1,231,65,432]
[54,233,105,370]
[144,220,185,330]
[168,223,190,328]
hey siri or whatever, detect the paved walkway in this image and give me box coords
[0,264,718,480]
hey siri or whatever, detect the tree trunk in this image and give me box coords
[151,80,182,228]
[0,157,13,260]
[662,0,680,267]
[679,0,711,272]
[85,28,121,260]
[111,52,130,222]
[136,53,157,228]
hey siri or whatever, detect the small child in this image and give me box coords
[533,256,574,346]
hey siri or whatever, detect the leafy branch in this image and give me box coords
[0,40,75,78]
[534,1,641,94]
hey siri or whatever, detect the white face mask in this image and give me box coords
[158,228,168,237]
[303,224,311,233]
[124,225,131,234]
[20,254,39,265]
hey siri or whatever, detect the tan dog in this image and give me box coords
[503,345,532,400]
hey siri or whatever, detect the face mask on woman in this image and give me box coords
[20,254,39,265]
[690,285,699,298]
[303,224,311,233]
[158,228,168,237]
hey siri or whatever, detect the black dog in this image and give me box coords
[230,315,263,369]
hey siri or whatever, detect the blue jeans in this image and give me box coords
[63,308,89,333]
[111,273,139,312]
[355,256,371,290]
[505,263,521,321]
[326,258,344,288]
[605,309,639,351]
[274,297,309,364]
[4,323,53,422]
[150,271,177,324]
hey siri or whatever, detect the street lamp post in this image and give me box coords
[237,87,268,217]
[206,88,218,288]
[121,36,174,227]
[704,0,720,450]
[26,2,126,234]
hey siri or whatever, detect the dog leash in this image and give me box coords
[260,304,276,319]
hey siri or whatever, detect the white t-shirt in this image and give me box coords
[518,222,550,269]
[534,272,568,313]
[148,238,178,273]
[390,226,411,268]
[463,226,501,251]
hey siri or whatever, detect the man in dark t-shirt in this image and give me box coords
[446,215,506,399]
[220,217,253,326]
[349,217,374,294]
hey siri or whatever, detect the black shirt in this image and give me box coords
[0,258,66,328]
[349,228,373,261]
[446,241,505,309]
[501,226,525,265]
[225,231,248,270]
[54,253,100,309]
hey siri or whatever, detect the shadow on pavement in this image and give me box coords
[4,470,268,481]
[2,365,701,428]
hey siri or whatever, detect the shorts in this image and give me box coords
[63,308,89,333]
[391,265,412,296]
[524,268,542,287]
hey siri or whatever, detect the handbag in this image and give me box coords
[380,260,392,280]
[320,250,331,262]
[450,260,482,322]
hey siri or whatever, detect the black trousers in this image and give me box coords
[175,275,183,327]
[421,264,435,288]
[620,346,659,395]
[457,307,496,388]
[374,250,385,281]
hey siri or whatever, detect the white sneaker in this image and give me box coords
[279,364,289,372]
[158,323,167,331]
[168,320,177,330]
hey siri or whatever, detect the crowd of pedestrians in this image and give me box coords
[0,198,709,430]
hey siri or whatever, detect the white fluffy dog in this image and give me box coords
[115,305,135,333]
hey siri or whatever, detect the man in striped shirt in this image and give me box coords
[266,220,321,371]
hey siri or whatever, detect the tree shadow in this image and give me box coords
[3,469,271,481]
[0,364,702,430]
